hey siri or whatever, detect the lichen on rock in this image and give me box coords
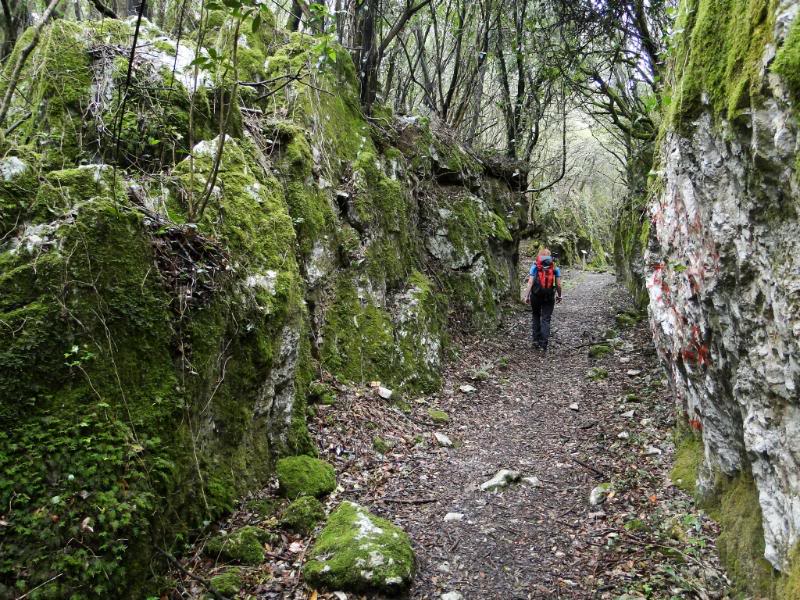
[303,501,415,594]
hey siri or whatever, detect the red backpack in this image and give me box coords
[533,256,556,298]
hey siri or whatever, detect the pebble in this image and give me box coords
[434,432,453,447]
[645,446,662,456]
[627,369,642,376]
[640,418,652,426]
[377,386,393,400]
[617,432,629,439]
[441,593,463,600]
[480,469,521,491]
[619,356,632,363]
[569,402,579,411]
[589,483,613,506]
[522,476,541,487]
[444,512,464,522]
[621,409,635,418]
[459,384,477,393]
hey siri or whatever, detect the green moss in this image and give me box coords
[280,496,325,534]
[308,381,336,405]
[615,312,640,328]
[1,132,308,596]
[245,498,282,518]
[0,151,40,238]
[303,501,415,594]
[667,0,778,125]
[154,39,177,55]
[772,15,800,97]
[269,122,336,257]
[205,526,273,564]
[275,455,336,499]
[705,474,779,595]
[673,421,798,597]
[0,20,92,168]
[588,344,612,359]
[428,408,449,423]
[209,568,243,596]
[587,367,609,381]
[372,436,390,454]
[320,277,395,385]
[671,431,703,495]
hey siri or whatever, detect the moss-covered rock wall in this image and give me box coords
[0,16,525,598]
[648,0,800,594]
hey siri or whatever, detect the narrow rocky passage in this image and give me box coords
[174,269,728,599]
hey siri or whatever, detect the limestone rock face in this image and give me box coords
[648,0,800,573]
[0,14,527,598]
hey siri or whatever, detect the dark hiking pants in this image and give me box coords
[531,296,555,350]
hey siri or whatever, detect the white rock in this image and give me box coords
[459,384,477,393]
[522,476,541,487]
[377,386,393,400]
[640,418,652,426]
[441,593,463,600]
[621,410,635,418]
[0,156,27,181]
[619,356,632,364]
[589,483,613,506]
[617,432,630,440]
[444,512,464,522]
[480,469,521,491]
[569,402,579,411]
[645,446,662,456]
[434,432,453,447]
[627,369,642,376]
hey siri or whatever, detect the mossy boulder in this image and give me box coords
[587,367,609,381]
[210,567,243,596]
[303,501,415,594]
[205,526,274,564]
[428,408,449,423]
[588,344,612,359]
[280,496,325,534]
[276,455,336,499]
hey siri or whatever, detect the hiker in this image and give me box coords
[523,247,562,351]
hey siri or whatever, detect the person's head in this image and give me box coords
[538,246,551,257]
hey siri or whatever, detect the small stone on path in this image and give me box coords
[441,593,463,600]
[444,512,464,522]
[377,386,393,399]
[621,409,635,418]
[627,369,642,376]
[480,469,521,491]
[617,432,629,439]
[589,483,613,506]
[522,476,541,487]
[434,432,453,447]
[459,384,477,393]
[645,446,662,456]
[569,402,579,411]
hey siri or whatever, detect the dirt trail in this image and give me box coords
[174,269,728,599]
[397,270,626,598]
